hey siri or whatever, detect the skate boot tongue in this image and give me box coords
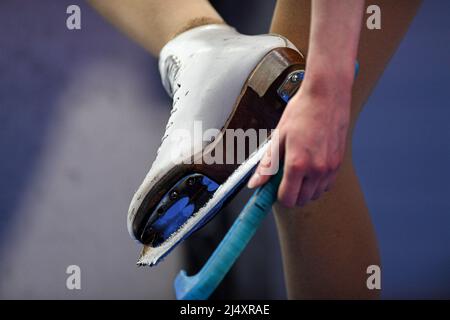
[160,54,181,98]
[158,24,238,98]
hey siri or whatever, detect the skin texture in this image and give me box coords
[249,0,365,207]
[268,0,422,298]
[88,0,422,299]
[87,0,224,56]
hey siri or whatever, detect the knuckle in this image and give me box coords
[313,160,328,174]
[290,159,308,172]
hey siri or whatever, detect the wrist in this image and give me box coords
[301,54,356,100]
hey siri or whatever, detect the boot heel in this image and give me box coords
[248,47,305,99]
[193,47,305,183]
[202,48,305,173]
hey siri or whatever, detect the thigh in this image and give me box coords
[272,149,381,298]
[349,0,422,127]
[269,0,421,298]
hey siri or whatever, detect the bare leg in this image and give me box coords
[88,0,224,56]
[270,0,422,299]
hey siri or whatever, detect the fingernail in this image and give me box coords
[247,172,260,189]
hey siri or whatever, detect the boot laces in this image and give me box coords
[157,56,182,155]
[162,55,182,97]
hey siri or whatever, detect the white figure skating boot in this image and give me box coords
[128,24,305,265]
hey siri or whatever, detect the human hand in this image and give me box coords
[248,69,354,208]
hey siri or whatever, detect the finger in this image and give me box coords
[277,162,305,208]
[248,133,283,189]
[324,171,338,192]
[247,150,271,188]
[297,176,320,207]
[312,176,329,200]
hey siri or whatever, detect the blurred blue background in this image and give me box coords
[0,0,448,299]
[353,0,450,299]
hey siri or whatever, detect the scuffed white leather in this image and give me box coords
[127,24,298,239]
